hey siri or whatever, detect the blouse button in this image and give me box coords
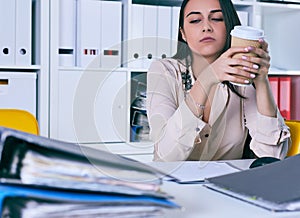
[195,127,200,132]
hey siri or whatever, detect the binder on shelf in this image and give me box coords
[171,6,180,56]
[279,76,291,120]
[268,76,279,106]
[59,0,76,67]
[291,76,300,120]
[128,4,144,69]
[142,5,158,69]
[15,0,32,66]
[76,0,101,68]
[100,1,122,68]
[206,154,300,212]
[0,0,16,66]
[236,10,249,26]
[157,6,172,60]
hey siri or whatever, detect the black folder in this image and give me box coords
[205,154,300,211]
[0,127,170,198]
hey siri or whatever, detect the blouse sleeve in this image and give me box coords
[244,86,290,159]
[146,60,205,161]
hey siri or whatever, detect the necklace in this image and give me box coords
[181,57,193,92]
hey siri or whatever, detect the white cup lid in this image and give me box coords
[230,25,264,40]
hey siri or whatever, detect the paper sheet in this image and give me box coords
[147,161,240,183]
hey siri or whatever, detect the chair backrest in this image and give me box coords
[285,120,300,157]
[0,109,39,135]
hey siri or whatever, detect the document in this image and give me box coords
[147,161,240,183]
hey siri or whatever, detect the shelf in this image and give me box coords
[258,1,300,13]
[58,66,128,72]
[0,65,41,71]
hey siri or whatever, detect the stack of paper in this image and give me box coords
[0,127,179,217]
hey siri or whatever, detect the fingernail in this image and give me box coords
[247,46,253,51]
[259,38,264,43]
[253,64,259,69]
[244,80,250,84]
[242,55,247,60]
[250,74,256,78]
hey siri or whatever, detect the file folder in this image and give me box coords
[0,0,16,66]
[76,0,101,68]
[0,127,174,198]
[128,4,144,69]
[0,183,178,217]
[279,76,291,120]
[236,10,249,26]
[142,5,158,69]
[269,76,279,106]
[59,0,76,67]
[15,0,32,66]
[157,6,172,60]
[171,6,180,56]
[206,154,300,212]
[100,1,122,68]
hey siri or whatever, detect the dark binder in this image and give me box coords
[0,127,171,197]
[205,154,300,211]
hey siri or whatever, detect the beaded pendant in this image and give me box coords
[181,69,192,92]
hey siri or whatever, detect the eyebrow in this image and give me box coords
[186,9,222,18]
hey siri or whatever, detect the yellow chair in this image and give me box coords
[0,109,39,135]
[285,120,300,157]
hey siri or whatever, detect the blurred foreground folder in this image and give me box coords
[0,127,179,217]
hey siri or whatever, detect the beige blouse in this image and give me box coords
[146,58,290,161]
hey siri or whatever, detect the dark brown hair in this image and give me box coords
[173,0,245,98]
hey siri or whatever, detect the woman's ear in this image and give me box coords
[180,27,187,42]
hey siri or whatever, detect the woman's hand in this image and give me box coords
[209,39,270,85]
[242,39,271,85]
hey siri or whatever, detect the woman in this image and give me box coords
[146,0,290,161]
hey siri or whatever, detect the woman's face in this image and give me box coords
[181,0,227,62]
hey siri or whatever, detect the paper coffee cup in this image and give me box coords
[230,26,264,86]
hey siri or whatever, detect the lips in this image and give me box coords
[200,37,215,42]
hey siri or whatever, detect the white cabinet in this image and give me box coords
[0,72,37,115]
[0,0,49,136]
[54,69,128,143]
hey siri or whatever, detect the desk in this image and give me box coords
[157,160,300,218]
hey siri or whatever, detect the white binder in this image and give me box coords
[237,11,249,26]
[15,0,32,66]
[100,1,122,68]
[128,4,144,69]
[171,6,180,56]
[157,6,172,60]
[76,0,101,68]
[142,5,158,69]
[59,0,76,67]
[0,0,16,66]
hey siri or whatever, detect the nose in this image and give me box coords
[202,21,212,32]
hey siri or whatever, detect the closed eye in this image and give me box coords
[190,19,201,24]
[211,18,224,22]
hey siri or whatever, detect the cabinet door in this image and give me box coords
[57,70,128,143]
